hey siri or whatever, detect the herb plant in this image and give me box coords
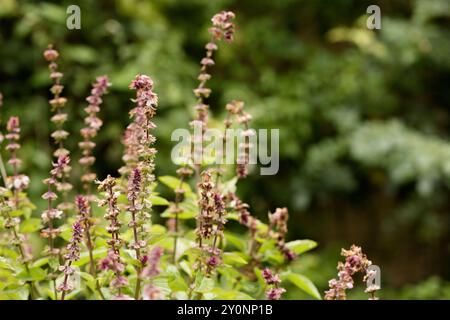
[0,11,376,301]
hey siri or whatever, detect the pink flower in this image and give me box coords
[266,288,286,300]
[129,74,154,90]
[43,45,59,61]
[143,284,164,300]
[141,247,163,278]
[111,275,128,288]
[262,268,281,285]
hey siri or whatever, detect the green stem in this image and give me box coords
[0,153,7,186]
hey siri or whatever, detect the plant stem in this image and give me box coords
[84,219,96,276]
[0,154,7,186]
[130,199,142,299]
[172,177,185,263]
[60,261,72,300]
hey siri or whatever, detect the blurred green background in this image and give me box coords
[0,0,449,299]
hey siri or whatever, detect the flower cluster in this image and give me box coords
[207,192,226,269]
[142,247,165,301]
[262,268,285,300]
[41,155,71,255]
[210,11,235,43]
[121,75,158,247]
[65,219,84,261]
[75,195,90,230]
[0,10,330,301]
[0,114,33,281]
[141,246,164,278]
[0,187,32,264]
[79,76,111,194]
[268,208,296,261]
[324,245,377,300]
[226,192,260,259]
[196,171,215,244]
[99,249,128,291]
[97,176,122,254]
[5,117,30,208]
[195,171,228,274]
[75,195,96,275]
[0,93,6,186]
[190,11,235,173]
[127,168,146,257]
[97,175,129,295]
[43,45,73,213]
[225,100,253,178]
[120,75,159,298]
[121,75,158,174]
[57,220,84,299]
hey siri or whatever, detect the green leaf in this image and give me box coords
[285,240,318,255]
[150,195,170,206]
[0,257,13,270]
[31,257,49,268]
[285,273,322,300]
[224,232,245,251]
[167,268,189,291]
[195,277,215,293]
[223,252,248,266]
[150,224,167,233]
[17,267,47,281]
[211,288,254,300]
[0,286,29,300]
[19,218,42,233]
[179,260,193,278]
[161,210,196,219]
[80,272,97,292]
[63,45,97,64]
[221,177,238,194]
[73,248,107,267]
[48,257,60,271]
[159,176,192,194]
[174,291,189,300]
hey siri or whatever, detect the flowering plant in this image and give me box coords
[0,11,376,301]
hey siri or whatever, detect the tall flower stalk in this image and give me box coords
[191,10,235,175]
[262,268,286,300]
[224,100,253,179]
[5,117,30,209]
[2,115,35,298]
[127,167,144,298]
[57,220,83,300]
[195,170,227,275]
[0,188,35,298]
[79,75,111,195]
[78,75,111,277]
[97,175,129,298]
[227,192,260,261]
[0,93,8,184]
[43,45,73,215]
[75,195,95,275]
[172,11,235,262]
[325,245,380,300]
[41,155,70,255]
[120,75,158,299]
[141,246,164,300]
[268,208,296,261]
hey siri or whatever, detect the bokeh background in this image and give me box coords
[1,0,449,299]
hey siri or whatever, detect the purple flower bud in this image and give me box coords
[266,288,286,300]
